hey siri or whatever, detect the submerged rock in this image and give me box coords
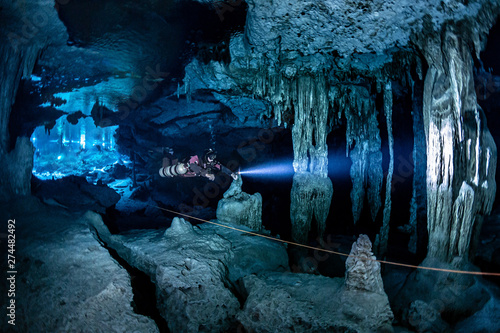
[89,212,396,332]
[455,295,500,333]
[403,300,449,333]
[89,215,288,332]
[32,175,120,213]
[0,197,158,332]
[393,257,494,331]
[216,176,263,231]
[238,271,394,333]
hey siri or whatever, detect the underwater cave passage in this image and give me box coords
[2,0,500,332]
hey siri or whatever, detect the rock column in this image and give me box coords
[420,26,496,262]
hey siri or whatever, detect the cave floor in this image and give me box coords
[2,194,500,332]
[0,196,158,333]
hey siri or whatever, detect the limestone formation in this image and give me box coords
[216,176,262,231]
[2,0,500,331]
[251,73,334,243]
[0,197,159,332]
[417,19,497,262]
[408,78,428,256]
[345,234,385,294]
[290,172,333,243]
[238,270,394,332]
[403,300,449,333]
[376,82,394,256]
[335,85,384,224]
[393,257,493,331]
[89,214,289,332]
[91,215,240,332]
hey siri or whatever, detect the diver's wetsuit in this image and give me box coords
[182,155,233,180]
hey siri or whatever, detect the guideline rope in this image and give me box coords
[144,202,500,277]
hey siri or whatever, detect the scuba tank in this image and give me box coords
[159,163,188,177]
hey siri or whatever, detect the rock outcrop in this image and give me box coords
[32,175,121,213]
[393,257,493,331]
[237,271,394,333]
[216,175,263,231]
[403,300,449,333]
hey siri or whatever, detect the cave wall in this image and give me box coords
[0,33,43,200]
[0,0,70,201]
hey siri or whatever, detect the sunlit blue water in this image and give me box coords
[31,116,128,181]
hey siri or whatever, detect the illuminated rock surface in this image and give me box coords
[216,176,263,231]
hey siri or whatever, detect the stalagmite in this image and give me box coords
[419,25,497,262]
[217,176,263,231]
[345,234,385,294]
[376,82,394,256]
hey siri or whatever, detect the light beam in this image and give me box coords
[239,160,294,178]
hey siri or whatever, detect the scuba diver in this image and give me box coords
[159,148,237,181]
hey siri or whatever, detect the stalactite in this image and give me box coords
[419,25,497,263]
[334,85,383,224]
[375,82,393,256]
[252,71,333,243]
[408,78,427,256]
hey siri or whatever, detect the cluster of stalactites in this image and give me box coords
[254,70,389,226]
[330,84,384,224]
[375,82,394,256]
[253,73,329,178]
[421,26,497,262]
